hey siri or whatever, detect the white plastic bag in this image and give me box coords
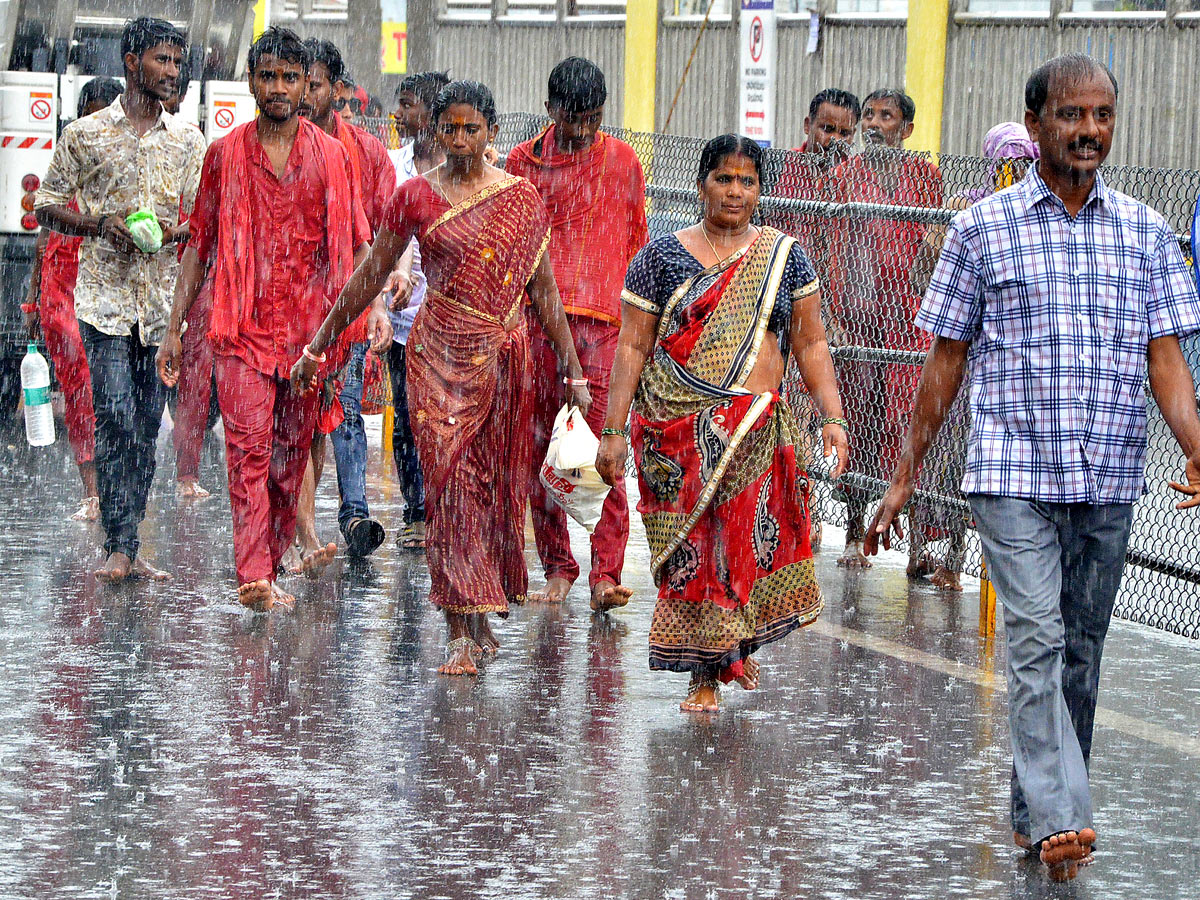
[539,404,611,533]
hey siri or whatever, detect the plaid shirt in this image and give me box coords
[917,167,1200,503]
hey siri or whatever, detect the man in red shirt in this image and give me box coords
[507,57,648,612]
[826,89,943,570]
[157,27,371,609]
[290,38,395,570]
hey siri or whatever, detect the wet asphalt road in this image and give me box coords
[0,417,1197,900]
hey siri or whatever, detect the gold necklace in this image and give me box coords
[701,222,755,264]
[434,166,465,207]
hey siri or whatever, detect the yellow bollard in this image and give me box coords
[383,404,395,458]
[979,559,996,637]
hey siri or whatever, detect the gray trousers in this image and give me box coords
[969,495,1134,845]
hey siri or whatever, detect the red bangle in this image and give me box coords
[302,344,327,364]
[20,302,37,314]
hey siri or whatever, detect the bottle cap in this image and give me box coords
[27,342,37,354]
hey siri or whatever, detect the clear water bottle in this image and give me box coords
[21,343,55,447]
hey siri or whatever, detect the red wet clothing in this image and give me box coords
[38,228,95,467]
[337,118,395,236]
[190,121,371,380]
[507,126,647,589]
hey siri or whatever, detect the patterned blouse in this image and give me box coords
[35,96,206,346]
[622,232,819,351]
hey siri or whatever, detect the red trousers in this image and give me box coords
[215,354,320,585]
[39,285,95,467]
[174,277,215,480]
[527,314,629,590]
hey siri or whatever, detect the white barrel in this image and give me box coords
[21,343,54,447]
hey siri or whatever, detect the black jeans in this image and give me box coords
[387,341,426,524]
[80,322,169,560]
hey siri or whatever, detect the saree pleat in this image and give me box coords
[631,227,823,675]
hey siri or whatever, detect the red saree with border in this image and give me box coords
[631,227,822,679]
[400,176,551,615]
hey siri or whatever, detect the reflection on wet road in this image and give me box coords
[1,420,1197,899]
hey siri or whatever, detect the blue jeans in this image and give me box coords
[387,340,425,524]
[969,495,1133,844]
[330,342,370,535]
[80,322,169,560]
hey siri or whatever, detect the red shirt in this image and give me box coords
[506,128,647,325]
[342,121,396,237]
[826,153,943,350]
[191,122,371,378]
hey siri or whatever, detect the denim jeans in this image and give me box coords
[330,342,370,535]
[79,322,169,560]
[969,494,1134,844]
[387,341,425,524]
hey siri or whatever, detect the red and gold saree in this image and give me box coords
[628,227,822,680]
[383,175,550,614]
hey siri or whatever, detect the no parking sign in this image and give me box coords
[738,0,776,147]
[29,91,53,124]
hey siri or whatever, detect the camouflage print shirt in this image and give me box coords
[35,96,206,346]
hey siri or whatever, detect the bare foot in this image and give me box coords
[837,540,872,569]
[281,544,303,575]
[70,496,99,522]
[438,638,479,676]
[470,614,500,655]
[591,581,632,613]
[680,680,720,713]
[1040,828,1096,882]
[929,565,962,592]
[132,558,171,581]
[300,542,337,579]
[176,479,212,500]
[530,575,571,604]
[906,553,933,578]
[270,582,296,611]
[237,579,272,610]
[95,552,132,583]
[735,657,760,691]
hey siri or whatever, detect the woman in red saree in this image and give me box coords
[292,81,590,675]
[597,135,849,713]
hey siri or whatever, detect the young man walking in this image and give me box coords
[36,18,205,582]
[507,57,648,612]
[867,55,1200,881]
[158,27,371,609]
[290,38,395,566]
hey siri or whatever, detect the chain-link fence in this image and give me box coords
[359,112,1200,638]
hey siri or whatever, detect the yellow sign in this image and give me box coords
[381,21,407,74]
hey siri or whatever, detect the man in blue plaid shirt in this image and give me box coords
[866,54,1200,882]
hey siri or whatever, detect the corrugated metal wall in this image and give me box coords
[942,16,1198,168]
[405,9,1200,169]
[408,21,626,124]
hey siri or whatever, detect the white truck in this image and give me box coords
[0,0,260,420]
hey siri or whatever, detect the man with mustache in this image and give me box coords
[506,57,648,612]
[157,27,371,609]
[825,89,943,573]
[867,54,1200,881]
[35,17,206,583]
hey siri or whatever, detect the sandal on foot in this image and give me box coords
[345,517,385,558]
[396,520,426,550]
[70,496,100,522]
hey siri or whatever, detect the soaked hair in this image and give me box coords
[303,38,345,85]
[808,88,861,123]
[121,17,185,61]
[431,80,497,127]
[547,56,607,113]
[1025,53,1118,116]
[78,77,123,118]
[397,70,451,109]
[247,26,311,74]
[863,88,916,124]
[696,134,763,185]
